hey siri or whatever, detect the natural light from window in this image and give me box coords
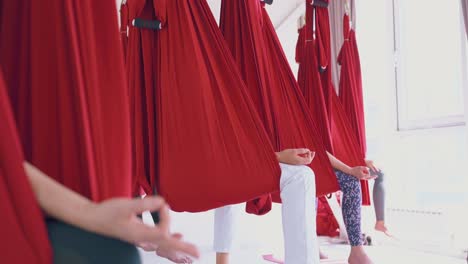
[395,0,467,130]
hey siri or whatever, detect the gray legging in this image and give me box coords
[47,219,141,264]
[373,170,385,222]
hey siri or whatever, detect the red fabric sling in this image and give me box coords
[298,0,370,205]
[338,14,367,156]
[120,2,130,61]
[0,71,52,264]
[295,9,338,238]
[0,0,132,201]
[219,0,340,215]
[125,0,160,195]
[125,0,282,212]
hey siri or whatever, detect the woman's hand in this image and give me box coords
[86,196,199,260]
[276,148,315,165]
[349,166,376,180]
[365,159,381,173]
[23,162,199,260]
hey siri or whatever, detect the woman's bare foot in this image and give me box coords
[216,252,229,264]
[148,233,194,263]
[348,246,373,264]
[138,241,193,263]
[156,246,193,263]
[319,249,328,259]
[375,221,392,237]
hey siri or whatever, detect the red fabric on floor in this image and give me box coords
[0,71,52,264]
[0,0,132,201]
[125,0,282,212]
[316,196,340,237]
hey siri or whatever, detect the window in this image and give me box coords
[393,0,468,130]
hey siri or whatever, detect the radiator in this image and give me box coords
[386,207,446,244]
[384,207,467,259]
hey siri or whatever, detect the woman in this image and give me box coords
[0,71,199,264]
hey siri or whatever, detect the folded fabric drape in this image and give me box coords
[0,71,52,264]
[0,0,132,201]
[297,0,370,205]
[124,0,282,212]
[219,0,341,214]
[338,14,367,158]
[120,2,130,60]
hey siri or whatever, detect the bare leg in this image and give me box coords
[139,234,194,263]
[156,246,193,263]
[216,253,229,264]
[348,246,373,264]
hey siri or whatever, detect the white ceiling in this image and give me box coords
[206,0,304,28]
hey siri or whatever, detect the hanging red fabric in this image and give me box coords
[125,0,159,195]
[296,25,307,90]
[125,0,282,212]
[219,0,340,215]
[296,26,306,67]
[338,14,367,156]
[295,11,339,237]
[0,0,132,202]
[120,2,130,60]
[298,0,370,205]
[296,10,334,153]
[0,71,52,264]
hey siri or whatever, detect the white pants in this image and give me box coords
[213,163,319,264]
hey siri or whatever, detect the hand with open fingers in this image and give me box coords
[365,159,381,173]
[349,166,376,180]
[86,196,200,260]
[276,148,316,165]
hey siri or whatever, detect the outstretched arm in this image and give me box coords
[326,152,375,180]
[24,162,199,259]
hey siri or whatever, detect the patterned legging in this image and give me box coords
[335,170,363,246]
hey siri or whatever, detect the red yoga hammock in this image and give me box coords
[0,71,52,264]
[297,0,370,205]
[219,0,340,214]
[338,14,367,156]
[0,0,132,202]
[124,0,281,212]
[120,2,130,61]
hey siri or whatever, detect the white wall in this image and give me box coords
[273,0,468,247]
[462,12,468,248]
[274,4,305,78]
[356,0,467,247]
